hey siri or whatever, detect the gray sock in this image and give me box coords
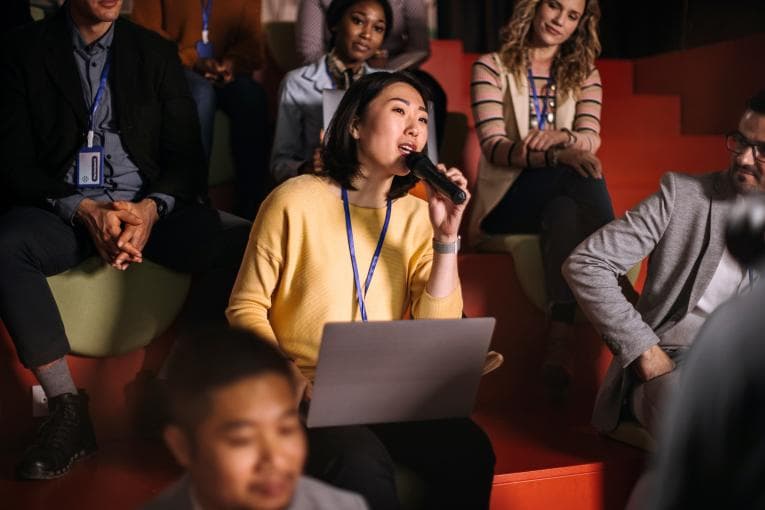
[32,358,78,399]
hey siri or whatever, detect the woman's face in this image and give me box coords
[333,0,387,66]
[352,82,429,177]
[530,0,585,48]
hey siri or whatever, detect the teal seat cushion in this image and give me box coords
[47,257,191,357]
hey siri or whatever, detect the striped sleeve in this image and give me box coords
[571,67,603,153]
[471,54,546,169]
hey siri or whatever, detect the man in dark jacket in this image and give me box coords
[0,0,249,479]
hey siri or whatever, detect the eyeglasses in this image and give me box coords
[726,132,765,163]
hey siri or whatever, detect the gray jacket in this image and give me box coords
[142,474,369,510]
[563,171,737,432]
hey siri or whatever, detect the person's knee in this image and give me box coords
[185,69,216,115]
[572,177,614,222]
[336,446,397,481]
[542,196,578,227]
[221,76,267,113]
[310,429,396,484]
[0,213,40,267]
[450,420,496,475]
[632,370,679,434]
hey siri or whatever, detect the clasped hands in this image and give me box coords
[75,198,159,270]
[522,128,602,179]
[194,57,234,85]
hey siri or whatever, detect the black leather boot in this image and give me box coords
[16,391,98,480]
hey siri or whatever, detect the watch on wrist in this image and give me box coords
[548,147,560,167]
[433,235,461,254]
[147,196,168,219]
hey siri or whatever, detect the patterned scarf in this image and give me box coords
[326,50,366,90]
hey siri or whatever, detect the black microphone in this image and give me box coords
[405,152,467,205]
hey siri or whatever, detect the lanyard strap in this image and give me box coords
[342,188,392,322]
[201,0,213,42]
[87,56,111,148]
[527,68,553,130]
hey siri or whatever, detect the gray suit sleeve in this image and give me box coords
[563,173,678,367]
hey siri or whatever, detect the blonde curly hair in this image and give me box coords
[498,0,601,98]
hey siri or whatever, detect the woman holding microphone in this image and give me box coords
[228,71,495,510]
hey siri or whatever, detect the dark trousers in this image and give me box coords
[306,418,496,510]
[0,204,250,368]
[186,70,272,219]
[481,166,614,321]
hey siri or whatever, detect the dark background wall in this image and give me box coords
[438,0,765,58]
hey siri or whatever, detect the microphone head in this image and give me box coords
[404,151,467,204]
[404,151,429,176]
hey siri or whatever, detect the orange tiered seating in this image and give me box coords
[0,37,755,510]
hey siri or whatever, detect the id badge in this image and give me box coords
[76,146,104,188]
[196,40,214,59]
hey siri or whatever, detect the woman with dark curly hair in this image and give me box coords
[229,71,495,509]
[467,0,614,400]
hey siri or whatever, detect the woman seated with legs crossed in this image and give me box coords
[467,0,616,401]
[228,72,495,510]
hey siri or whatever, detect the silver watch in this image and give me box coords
[433,235,461,254]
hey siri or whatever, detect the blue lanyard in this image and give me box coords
[527,68,553,130]
[342,188,392,322]
[86,56,111,148]
[201,0,213,40]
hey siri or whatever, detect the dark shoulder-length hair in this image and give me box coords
[326,0,394,47]
[321,71,431,200]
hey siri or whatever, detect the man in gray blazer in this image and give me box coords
[563,90,765,435]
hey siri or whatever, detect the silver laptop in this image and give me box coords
[306,318,495,428]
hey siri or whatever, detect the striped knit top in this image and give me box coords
[471,53,603,169]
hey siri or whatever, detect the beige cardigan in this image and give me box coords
[466,53,577,246]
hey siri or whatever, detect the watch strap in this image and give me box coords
[433,235,460,254]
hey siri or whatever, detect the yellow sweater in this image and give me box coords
[226,175,463,379]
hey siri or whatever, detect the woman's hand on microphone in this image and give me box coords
[425,164,471,242]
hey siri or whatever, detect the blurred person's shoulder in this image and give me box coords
[140,476,192,510]
[290,475,369,510]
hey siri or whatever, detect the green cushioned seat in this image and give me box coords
[47,257,191,357]
[606,420,656,452]
[396,463,426,510]
[476,234,641,314]
[30,6,45,21]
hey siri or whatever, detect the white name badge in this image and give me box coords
[76,146,104,188]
